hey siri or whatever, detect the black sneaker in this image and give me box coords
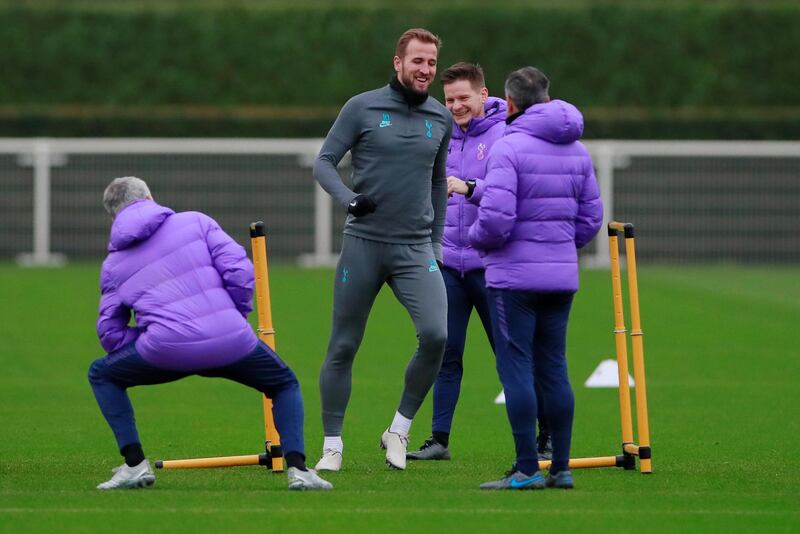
[406,436,451,460]
[537,431,553,461]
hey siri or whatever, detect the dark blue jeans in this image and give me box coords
[488,288,575,475]
[88,340,305,458]
[432,267,495,434]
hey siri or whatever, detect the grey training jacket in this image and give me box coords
[313,84,452,260]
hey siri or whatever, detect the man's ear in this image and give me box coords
[506,95,518,115]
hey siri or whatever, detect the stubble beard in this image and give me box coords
[401,71,429,98]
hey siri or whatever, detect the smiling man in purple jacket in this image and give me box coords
[470,68,603,490]
[88,177,331,491]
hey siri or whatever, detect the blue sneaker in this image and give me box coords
[480,468,545,490]
[545,470,574,489]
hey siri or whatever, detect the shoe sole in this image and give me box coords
[129,476,155,489]
[546,477,574,489]
[98,476,155,490]
[406,452,451,461]
[480,484,545,490]
[288,483,333,491]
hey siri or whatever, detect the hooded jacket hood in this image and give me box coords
[451,96,507,140]
[108,199,175,252]
[506,99,584,144]
[467,97,603,292]
[98,206,259,372]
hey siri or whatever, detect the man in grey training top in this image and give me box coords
[313,28,451,471]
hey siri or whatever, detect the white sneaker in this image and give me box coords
[314,449,343,471]
[97,459,155,490]
[380,429,408,470]
[287,467,333,491]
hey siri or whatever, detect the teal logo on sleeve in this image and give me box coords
[379,113,392,128]
[428,259,439,272]
[341,267,349,283]
[424,120,433,138]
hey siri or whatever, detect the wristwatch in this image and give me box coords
[466,179,476,198]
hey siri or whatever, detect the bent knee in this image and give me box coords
[325,339,360,365]
[87,358,107,384]
[418,326,447,351]
[438,358,464,378]
[282,368,300,389]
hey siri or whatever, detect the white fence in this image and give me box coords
[1,138,799,266]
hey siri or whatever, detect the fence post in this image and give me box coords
[17,140,66,267]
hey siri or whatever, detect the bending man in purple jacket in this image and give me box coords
[408,62,550,461]
[89,177,331,491]
[470,68,603,490]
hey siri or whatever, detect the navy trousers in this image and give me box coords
[488,288,575,475]
[88,340,305,457]
[432,267,495,434]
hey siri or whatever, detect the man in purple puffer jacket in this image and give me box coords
[471,68,603,490]
[409,63,550,462]
[88,177,331,491]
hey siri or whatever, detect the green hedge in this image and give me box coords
[1,2,798,138]
[2,109,798,140]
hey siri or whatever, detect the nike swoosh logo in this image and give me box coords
[510,476,543,488]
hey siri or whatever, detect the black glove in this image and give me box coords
[348,194,377,217]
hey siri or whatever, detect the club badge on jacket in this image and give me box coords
[477,143,486,161]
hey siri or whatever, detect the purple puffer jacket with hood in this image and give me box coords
[96,199,258,372]
[468,99,603,292]
[443,96,506,274]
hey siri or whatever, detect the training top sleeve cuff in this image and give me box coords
[431,242,443,263]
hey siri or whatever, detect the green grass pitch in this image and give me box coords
[1,264,799,532]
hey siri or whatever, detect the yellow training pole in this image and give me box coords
[608,224,635,452]
[157,454,269,469]
[538,456,621,471]
[623,231,652,474]
[250,221,284,472]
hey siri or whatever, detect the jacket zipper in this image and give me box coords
[459,135,467,276]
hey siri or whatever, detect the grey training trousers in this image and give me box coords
[320,235,448,436]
